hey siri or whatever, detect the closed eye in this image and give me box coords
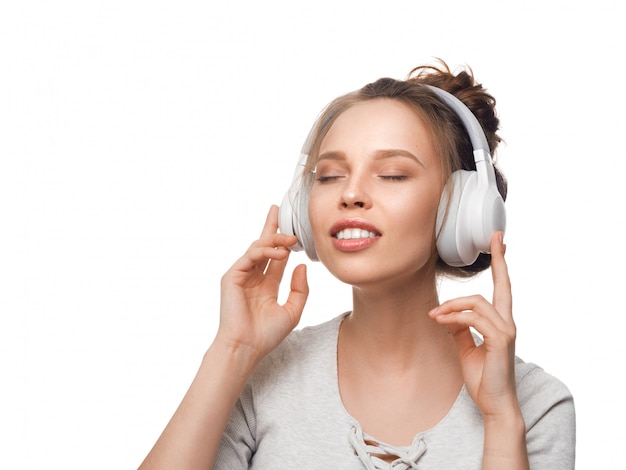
[379,175,408,181]
[316,175,345,183]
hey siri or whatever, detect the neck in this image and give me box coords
[337,271,465,444]
[341,274,458,374]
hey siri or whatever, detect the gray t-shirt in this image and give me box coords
[215,313,575,469]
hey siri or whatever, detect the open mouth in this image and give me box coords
[330,219,382,246]
[334,228,381,240]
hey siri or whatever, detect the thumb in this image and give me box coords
[448,326,478,359]
[282,264,309,325]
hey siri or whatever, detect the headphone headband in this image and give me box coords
[423,85,490,153]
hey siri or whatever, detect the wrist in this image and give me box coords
[482,408,529,470]
[483,401,526,443]
[208,334,262,377]
[483,409,525,438]
[482,397,524,424]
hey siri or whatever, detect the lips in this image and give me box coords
[329,219,381,251]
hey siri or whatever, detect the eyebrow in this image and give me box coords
[375,149,425,167]
[317,149,425,168]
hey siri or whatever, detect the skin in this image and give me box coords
[309,99,444,293]
[139,99,528,469]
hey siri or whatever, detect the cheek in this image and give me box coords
[307,192,341,268]
[307,192,326,240]
[393,186,441,222]
[387,190,442,253]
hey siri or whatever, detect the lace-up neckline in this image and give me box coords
[349,424,427,469]
[334,314,468,468]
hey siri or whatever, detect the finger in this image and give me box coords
[429,295,512,340]
[245,233,298,264]
[260,205,280,238]
[490,232,512,319]
[432,308,503,338]
[431,295,507,330]
[252,234,299,272]
[230,242,292,276]
[263,246,291,281]
[281,264,309,325]
[432,309,514,357]
[448,327,478,359]
[252,233,299,250]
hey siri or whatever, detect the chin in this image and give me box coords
[320,254,436,291]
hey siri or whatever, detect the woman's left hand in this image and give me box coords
[429,232,520,420]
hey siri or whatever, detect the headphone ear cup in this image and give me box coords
[436,169,507,268]
[278,191,299,245]
[473,185,506,254]
[278,169,319,261]
[436,170,480,267]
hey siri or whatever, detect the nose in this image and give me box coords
[340,177,371,209]
[342,197,365,208]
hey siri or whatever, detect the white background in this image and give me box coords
[1,1,623,468]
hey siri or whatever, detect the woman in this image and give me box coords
[139,62,575,469]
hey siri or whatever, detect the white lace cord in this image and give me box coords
[349,426,377,470]
[349,426,426,469]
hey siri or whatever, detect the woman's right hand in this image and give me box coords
[215,205,309,365]
[138,205,307,470]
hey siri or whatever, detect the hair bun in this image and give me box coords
[408,60,501,155]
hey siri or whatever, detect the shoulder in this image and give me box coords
[514,358,574,423]
[248,313,346,391]
[285,313,347,352]
[514,357,576,467]
[473,332,574,425]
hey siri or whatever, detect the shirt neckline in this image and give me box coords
[327,312,468,450]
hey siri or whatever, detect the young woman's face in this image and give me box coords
[308,98,445,289]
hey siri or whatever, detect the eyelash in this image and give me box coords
[316,175,343,183]
[315,174,408,183]
[379,175,408,181]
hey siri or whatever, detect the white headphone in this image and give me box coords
[278,85,506,267]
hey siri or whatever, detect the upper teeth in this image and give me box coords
[335,228,379,240]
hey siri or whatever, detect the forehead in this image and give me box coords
[319,98,437,160]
